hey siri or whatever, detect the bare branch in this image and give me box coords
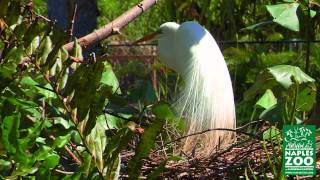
[63,0,157,51]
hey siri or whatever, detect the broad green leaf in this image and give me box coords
[85,118,107,173]
[310,10,316,18]
[244,71,277,101]
[296,84,316,111]
[100,62,120,93]
[268,65,314,89]
[1,114,21,153]
[54,117,71,129]
[24,120,46,147]
[26,36,40,55]
[256,89,277,109]
[71,38,83,60]
[42,154,60,169]
[260,52,296,66]
[97,114,123,130]
[35,84,56,99]
[263,126,281,140]
[244,65,315,100]
[53,134,71,148]
[38,36,52,65]
[33,146,53,161]
[266,3,299,31]
[259,102,285,125]
[20,76,38,86]
[152,102,178,123]
[36,137,46,144]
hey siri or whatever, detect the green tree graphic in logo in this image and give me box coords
[283,125,316,176]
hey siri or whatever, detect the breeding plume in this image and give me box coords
[136,21,236,156]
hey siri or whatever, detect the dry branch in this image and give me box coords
[63,0,157,51]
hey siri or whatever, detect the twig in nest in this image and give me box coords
[152,127,259,154]
[54,169,74,175]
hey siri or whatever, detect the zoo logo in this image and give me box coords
[282,125,316,176]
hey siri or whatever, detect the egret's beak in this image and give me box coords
[132,30,160,45]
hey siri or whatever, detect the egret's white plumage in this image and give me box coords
[157,22,236,156]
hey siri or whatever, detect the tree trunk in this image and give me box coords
[47,0,99,55]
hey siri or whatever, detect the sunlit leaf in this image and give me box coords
[256,89,277,109]
[85,118,107,173]
[268,65,314,89]
[266,3,299,31]
[263,126,281,140]
[42,154,60,169]
[53,134,71,148]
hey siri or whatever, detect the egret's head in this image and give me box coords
[133,22,179,44]
[157,22,179,38]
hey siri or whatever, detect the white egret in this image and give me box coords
[135,21,236,156]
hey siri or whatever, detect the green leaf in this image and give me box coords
[152,102,177,122]
[256,89,277,109]
[36,84,56,99]
[38,36,53,65]
[20,76,38,86]
[128,103,167,179]
[244,71,277,101]
[53,134,71,148]
[244,65,315,101]
[263,126,281,140]
[33,146,53,161]
[42,154,60,169]
[54,117,71,129]
[0,159,11,171]
[296,84,316,111]
[71,38,83,65]
[1,114,21,153]
[100,63,120,93]
[310,10,316,18]
[259,102,285,126]
[85,118,107,173]
[266,3,299,31]
[283,0,295,2]
[268,65,314,89]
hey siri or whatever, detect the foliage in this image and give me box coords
[1,0,320,178]
[0,1,178,178]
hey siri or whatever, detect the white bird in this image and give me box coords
[135,21,236,157]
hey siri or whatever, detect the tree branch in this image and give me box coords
[63,0,157,51]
